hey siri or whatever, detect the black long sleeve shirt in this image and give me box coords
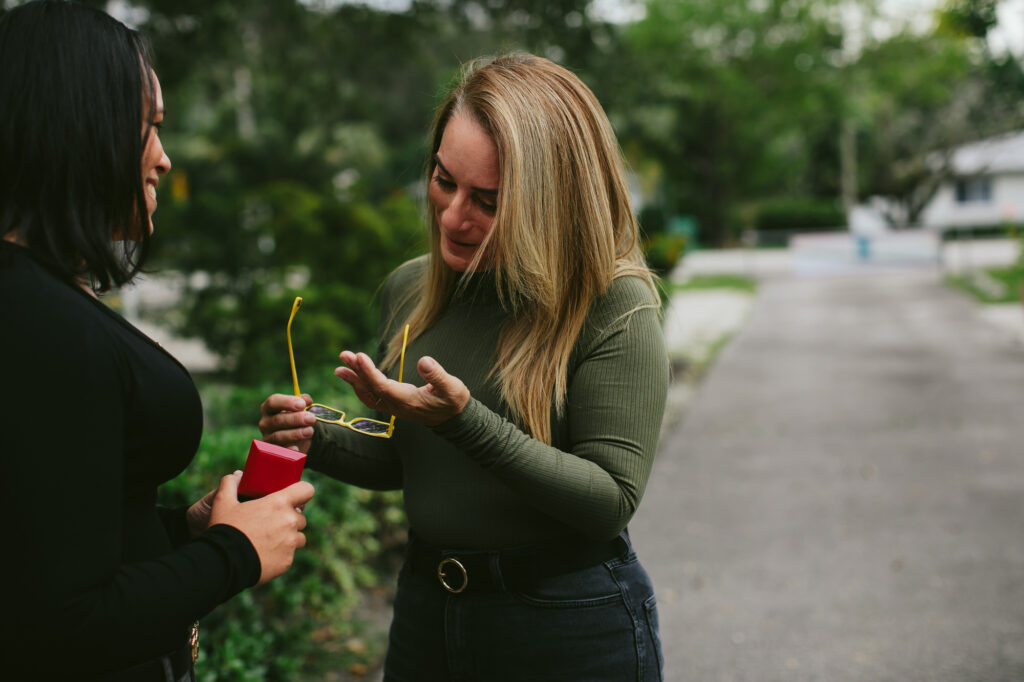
[0,241,260,678]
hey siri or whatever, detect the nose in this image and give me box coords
[438,191,471,232]
[157,146,172,175]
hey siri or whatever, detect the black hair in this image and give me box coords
[0,0,157,292]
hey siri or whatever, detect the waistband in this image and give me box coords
[406,530,631,595]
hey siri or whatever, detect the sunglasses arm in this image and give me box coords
[287,297,303,397]
[385,324,410,438]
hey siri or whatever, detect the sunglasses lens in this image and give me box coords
[349,419,390,435]
[309,405,345,421]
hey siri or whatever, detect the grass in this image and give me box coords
[946,266,1024,304]
[672,273,758,294]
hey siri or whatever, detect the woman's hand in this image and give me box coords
[335,352,470,427]
[185,488,217,538]
[208,471,315,585]
[258,393,317,453]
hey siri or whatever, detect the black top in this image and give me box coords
[0,241,260,678]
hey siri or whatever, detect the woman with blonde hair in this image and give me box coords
[260,52,667,681]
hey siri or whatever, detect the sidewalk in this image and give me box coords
[667,238,1024,352]
[636,251,1024,681]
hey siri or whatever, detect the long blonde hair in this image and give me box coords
[382,53,657,444]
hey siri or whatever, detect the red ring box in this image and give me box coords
[238,439,307,500]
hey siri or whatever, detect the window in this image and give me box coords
[954,177,992,203]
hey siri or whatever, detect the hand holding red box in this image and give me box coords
[238,439,307,500]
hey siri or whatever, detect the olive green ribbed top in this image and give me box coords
[309,257,669,548]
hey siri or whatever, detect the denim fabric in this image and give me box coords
[383,538,664,682]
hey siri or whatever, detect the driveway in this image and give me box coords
[632,266,1024,681]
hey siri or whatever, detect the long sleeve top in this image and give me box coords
[0,241,260,678]
[309,257,669,548]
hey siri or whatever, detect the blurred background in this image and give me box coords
[3,0,1022,679]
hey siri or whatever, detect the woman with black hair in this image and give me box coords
[0,2,315,680]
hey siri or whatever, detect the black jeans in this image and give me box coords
[383,533,664,682]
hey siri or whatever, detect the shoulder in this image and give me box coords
[1,244,102,336]
[574,274,665,361]
[380,256,428,307]
[588,274,661,328]
[382,255,427,293]
[1,245,124,395]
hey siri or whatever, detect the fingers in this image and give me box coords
[216,470,242,505]
[336,352,392,409]
[258,393,316,448]
[417,356,471,416]
[335,351,469,425]
[417,356,446,392]
[259,394,315,425]
[280,480,316,508]
[260,393,311,416]
[260,421,315,447]
[185,486,219,538]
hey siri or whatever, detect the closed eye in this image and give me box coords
[433,174,455,191]
[474,195,497,214]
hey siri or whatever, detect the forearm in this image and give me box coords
[433,303,669,539]
[434,398,646,538]
[19,524,259,672]
[307,421,403,490]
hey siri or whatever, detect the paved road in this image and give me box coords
[632,268,1024,682]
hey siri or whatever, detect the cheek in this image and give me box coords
[141,143,155,173]
[427,183,448,214]
[479,214,495,235]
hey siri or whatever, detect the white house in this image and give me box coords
[920,130,1024,231]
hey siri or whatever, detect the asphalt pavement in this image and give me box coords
[632,261,1024,681]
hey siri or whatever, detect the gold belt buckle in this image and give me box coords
[437,557,468,593]
[189,620,199,664]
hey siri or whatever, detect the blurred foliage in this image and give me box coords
[158,383,406,680]
[644,232,687,275]
[754,196,847,233]
[613,0,851,243]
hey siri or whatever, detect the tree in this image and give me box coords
[613,0,849,245]
[124,0,628,383]
[851,0,1024,225]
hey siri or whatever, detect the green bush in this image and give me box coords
[644,233,687,276]
[153,153,428,386]
[753,197,846,233]
[158,385,405,681]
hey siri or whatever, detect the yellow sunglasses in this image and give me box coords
[287,296,408,438]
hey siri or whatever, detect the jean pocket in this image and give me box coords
[642,594,665,681]
[513,562,623,608]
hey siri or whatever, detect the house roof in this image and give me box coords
[946,130,1024,175]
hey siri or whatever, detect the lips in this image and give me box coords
[445,233,480,251]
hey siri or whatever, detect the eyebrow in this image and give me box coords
[434,155,498,196]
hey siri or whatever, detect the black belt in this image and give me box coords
[406,531,630,595]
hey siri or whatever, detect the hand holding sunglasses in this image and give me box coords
[287,296,409,438]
